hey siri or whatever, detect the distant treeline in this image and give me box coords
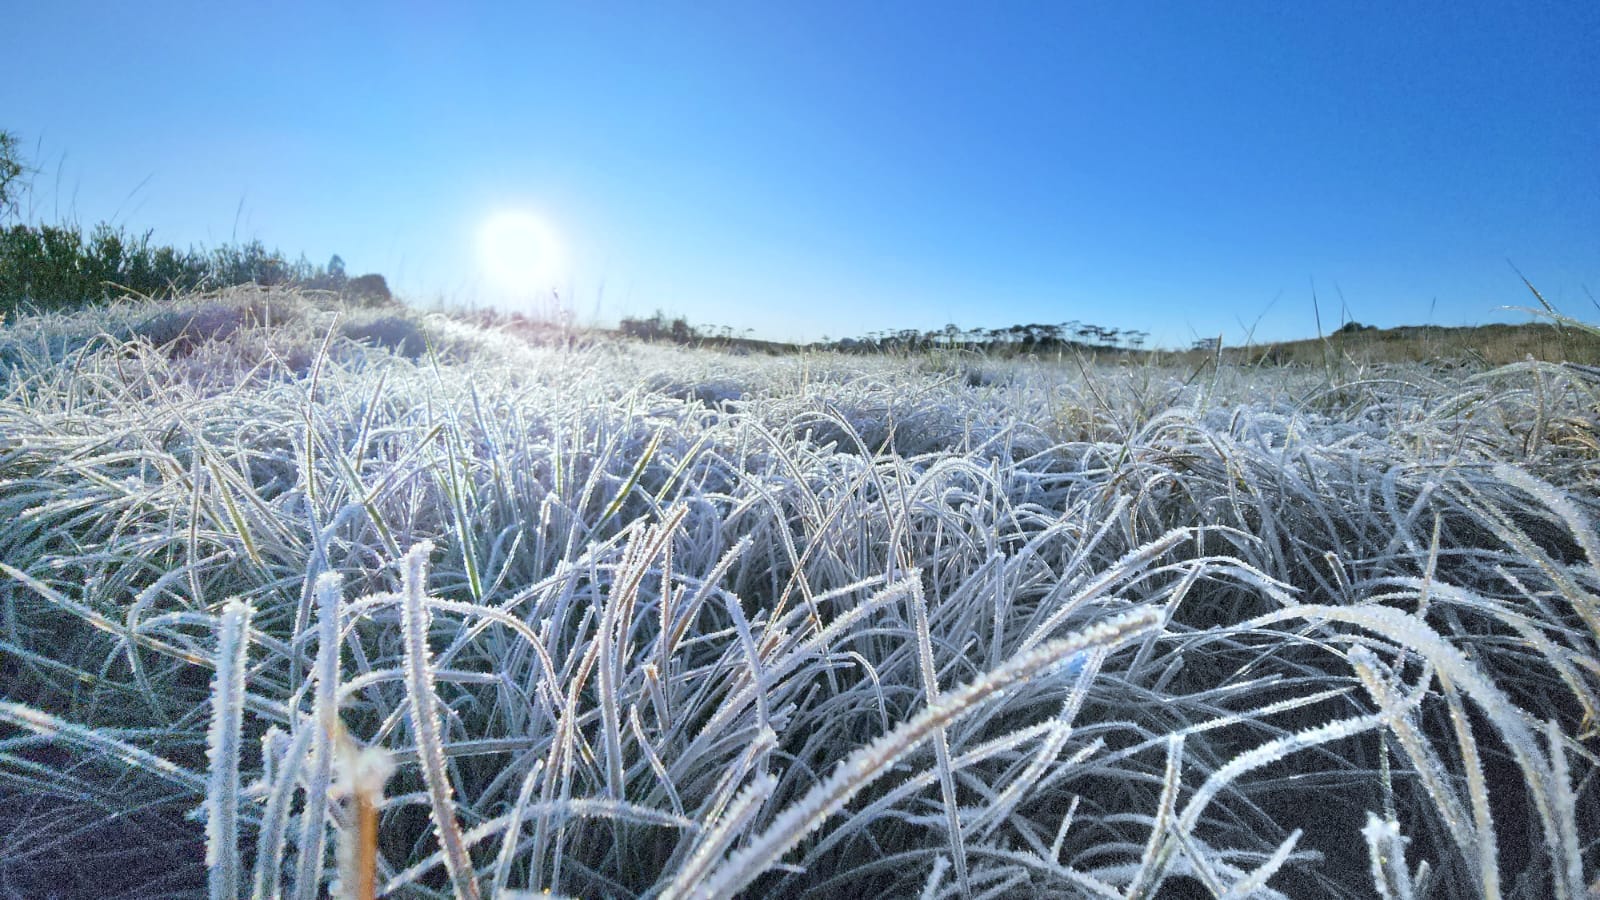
[820,322,1151,353]
[619,310,701,343]
[618,312,1154,354]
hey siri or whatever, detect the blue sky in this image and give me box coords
[3,1,1595,346]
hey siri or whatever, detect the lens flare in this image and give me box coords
[476,211,564,293]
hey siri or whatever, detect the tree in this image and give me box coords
[1,129,31,223]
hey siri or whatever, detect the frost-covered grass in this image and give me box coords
[1,290,1598,898]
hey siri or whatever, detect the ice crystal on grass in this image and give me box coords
[1,288,1597,897]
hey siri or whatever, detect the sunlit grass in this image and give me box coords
[1,289,1596,897]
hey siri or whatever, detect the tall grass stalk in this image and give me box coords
[399,542,482,900]
[206,598,252,900]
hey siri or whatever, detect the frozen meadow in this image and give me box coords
[1,290,1597,898]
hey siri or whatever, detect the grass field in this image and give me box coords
[1201,320,1600,371]
[1,288,1597,898]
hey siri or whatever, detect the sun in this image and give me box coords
[476,211,565,293]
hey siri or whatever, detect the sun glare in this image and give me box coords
[476,211,565,294]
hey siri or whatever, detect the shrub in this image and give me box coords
[343,273,393,307]
[0,223,398,317]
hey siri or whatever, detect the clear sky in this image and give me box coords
[3,1,1596,346]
